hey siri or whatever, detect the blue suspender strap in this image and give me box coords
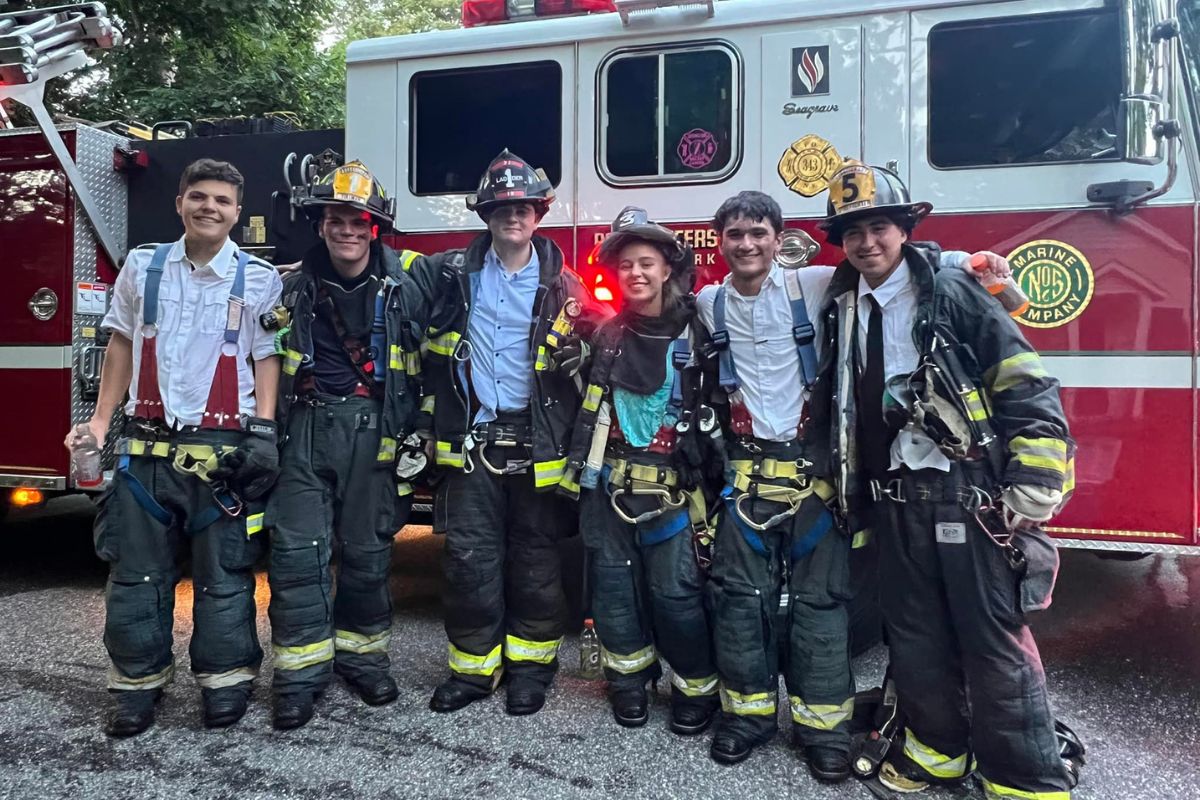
[142,243,173,327]
[665,327,691,423]
[117,454,173,527]
[783,269,819,388]
[721,486,768,557]
[637,509,690,547]
[711,286,740,392]
[224,250,250,345]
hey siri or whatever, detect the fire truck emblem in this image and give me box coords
[777,134,842,197]
[792,46,830,96]
[1006,239,1094,328]
[677,129,718,170]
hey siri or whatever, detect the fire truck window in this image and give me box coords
[410,61,562,195]
[602,44,738,183]
[928,10,1121,168]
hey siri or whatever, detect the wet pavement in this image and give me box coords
[1,495,1197,800]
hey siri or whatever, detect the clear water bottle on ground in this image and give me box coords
[579,618,603,680]
[70,424,103,488]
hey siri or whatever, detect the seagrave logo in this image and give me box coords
[1006,240,1095,328]
[792,46,830,96]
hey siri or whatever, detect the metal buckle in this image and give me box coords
[478,442,531,476]
[452,338,472,363]
[210,481,244,518]
[869,478,906,503]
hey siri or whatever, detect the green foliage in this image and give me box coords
[15,0,461,129]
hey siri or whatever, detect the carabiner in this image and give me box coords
[734,491,801,532]
[609,486,686,525]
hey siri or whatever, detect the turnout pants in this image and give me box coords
[267,397,411,697]
[94,428,264,693]
[709,489,855,751]
[874,464,1071,799]
[580,484,717,705]
[434,446,574,690]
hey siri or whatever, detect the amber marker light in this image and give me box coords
[10,487,45,507]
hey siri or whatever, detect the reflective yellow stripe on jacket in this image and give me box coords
[1009,436,1069,476]
[533,458,567,488]
[436,440,465,468]
[985,351,1048,395]
[426,330,460,357]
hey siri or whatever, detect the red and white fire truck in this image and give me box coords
[3,0,1200,560]
[342,0,1200,555]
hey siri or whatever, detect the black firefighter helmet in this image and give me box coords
[292,156,396,230]
[597,205,695,294]
[466,149,556,218]
[818,158,933,247]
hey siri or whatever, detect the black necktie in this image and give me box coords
[860,295,891,477]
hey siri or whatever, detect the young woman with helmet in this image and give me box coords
[560,207,722,735]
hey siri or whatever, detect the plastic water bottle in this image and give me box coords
[579,618,603,680]
[70,424,103,488]
[970,253,1029,318]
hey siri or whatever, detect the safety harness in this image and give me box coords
[709,269,819,437]
[121,243,258,535]
[707,271,832,545]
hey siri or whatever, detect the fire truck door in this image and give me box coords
[759,26,862,221]
[0,133,74,483]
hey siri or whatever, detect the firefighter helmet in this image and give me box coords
[818,159,932,247]
[596,206,695,294]
[292,158,396,229]
[466,149,556,217]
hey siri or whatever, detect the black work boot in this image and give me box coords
[609,684,649,728]
[273,692,315,730]
[710,713,775,765]
[105,688,162,738]
[670,693,719,736]
[343,672,399,707]
[505,676,547,716]
[429,677,491,713]
[201,685,252,729]
[805,745,852,784]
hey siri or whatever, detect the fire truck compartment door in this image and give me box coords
[759,27,862,219]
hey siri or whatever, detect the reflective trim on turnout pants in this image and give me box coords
[876,463,1071,796]
[436,457,574,689]
[707,490,854,751]
[580,486,717,698]
[94,429,264,692]
[267,397,411,696]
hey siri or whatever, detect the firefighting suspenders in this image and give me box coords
[117,243,259,536]
[710,271,834,555]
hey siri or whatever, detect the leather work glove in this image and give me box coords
[549,337,590,377]
[1001,484,1063,530]
[210,418,281,501]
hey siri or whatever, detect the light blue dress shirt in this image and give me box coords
[465,246,540,424]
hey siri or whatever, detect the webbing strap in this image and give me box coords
[638,509,690,547]
[711,286,739,392]
[117,454,172,526]
[783,269,819,387]
[790,509,834,562]
[142,243,173,327]
[223,250,249,345]
[665,327,691,424]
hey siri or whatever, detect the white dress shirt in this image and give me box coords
[102,236,283,427]
[696,263,834,442]
[856,259,951,472]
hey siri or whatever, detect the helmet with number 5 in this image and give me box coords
[818,159,932,246]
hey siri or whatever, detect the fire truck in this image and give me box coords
[343,0,1200,555]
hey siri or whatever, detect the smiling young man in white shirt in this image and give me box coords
[67,159,282,737]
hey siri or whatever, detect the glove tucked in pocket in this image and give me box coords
[210,417,281,501]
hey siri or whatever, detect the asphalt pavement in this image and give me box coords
[1,495,1197,800]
